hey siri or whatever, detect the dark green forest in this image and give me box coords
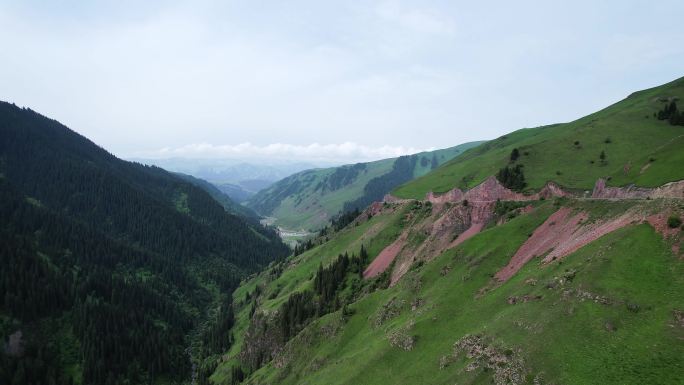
[0,102,289,385]
[342,155,418,212]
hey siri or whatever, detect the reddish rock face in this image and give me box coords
[425,176,573,205]
[591,178,684,199]
[426,188,464,204]
[367,176,684,285]
[463,176,529,202]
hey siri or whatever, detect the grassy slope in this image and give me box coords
[210,204,410,383]
[394,76,684,199]
[248,143,482,230]
[237,200,683,385]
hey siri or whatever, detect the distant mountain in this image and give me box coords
[174,172,259,218]
[214,182,254,203]
[246,142,483,230]
[130,157,321,200]
[0,102,289,385]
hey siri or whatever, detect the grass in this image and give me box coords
[248,142,482,231]
[393,76,684,199]
[210,204,409,384]
[222,199,683,385]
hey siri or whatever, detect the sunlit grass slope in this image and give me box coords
[394,76,684,199]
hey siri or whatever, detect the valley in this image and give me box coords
[3,3,684,384]
[1,41,683,385]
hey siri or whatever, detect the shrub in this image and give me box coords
[509,148,520,162]
[496,165,526,191]
[667,215,682,229]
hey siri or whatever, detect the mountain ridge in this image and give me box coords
[246,142,484,230]
[210,76,684,385]
[0,101,289,385]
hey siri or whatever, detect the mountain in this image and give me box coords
[214,179,275,203]
[131,158,321,201]
[0,102,289,385]
[211,77,684,385]
[246,142,483,231]
[174,172,259,218]
[393,76,684,199]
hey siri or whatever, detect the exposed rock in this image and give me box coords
[426,188,464,204]
[363,231,408,279]
[387,320,416,351]
[425,176,572,204]
[239,312,285,370]
[494,204,670,282]
[372,297,405,327]
[451,334,527,385]
[592,178,684,199]
[507,295,543,304]
[672,310,684,328]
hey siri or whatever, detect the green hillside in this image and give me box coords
[213,198,683,385]
[394,76,684,199]
[175,172,259,218]
[0,102,289,385]
[247,142,482,230]
[210,77,684,385]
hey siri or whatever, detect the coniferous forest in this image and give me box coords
[0,102,289,385]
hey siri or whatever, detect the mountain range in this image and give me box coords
[2,76,684,385]
[246,142,483,231]
[0,102,289,385]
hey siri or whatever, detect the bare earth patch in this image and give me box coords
[363,232,407,278]
[496,206,681,282]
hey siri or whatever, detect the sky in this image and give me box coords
[1,0,683,164]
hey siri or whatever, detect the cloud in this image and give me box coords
[136,142,433,163]
[375,1,456,37]
[1,0,683,165]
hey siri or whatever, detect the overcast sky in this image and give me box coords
[1,1,683,163]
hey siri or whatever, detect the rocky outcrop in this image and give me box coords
[591,178,684,199]
[426,188,464,204]
[427,177,684,203]
[382,194,409,203]
[425,176,572,204]
[370,176,684,286]
[364,232,407,279]
[495,204,682,282]
[239,312,285,371]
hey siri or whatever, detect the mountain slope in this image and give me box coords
[211,77,684,385]
[0,102,289,385]
[219,199,683,385]
[393,76,684,199]
[174,172,259,218]
[246,142,483,230]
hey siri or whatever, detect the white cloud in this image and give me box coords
[137,142,433,163]
[1,0,683,165]
[375,1,456,37]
